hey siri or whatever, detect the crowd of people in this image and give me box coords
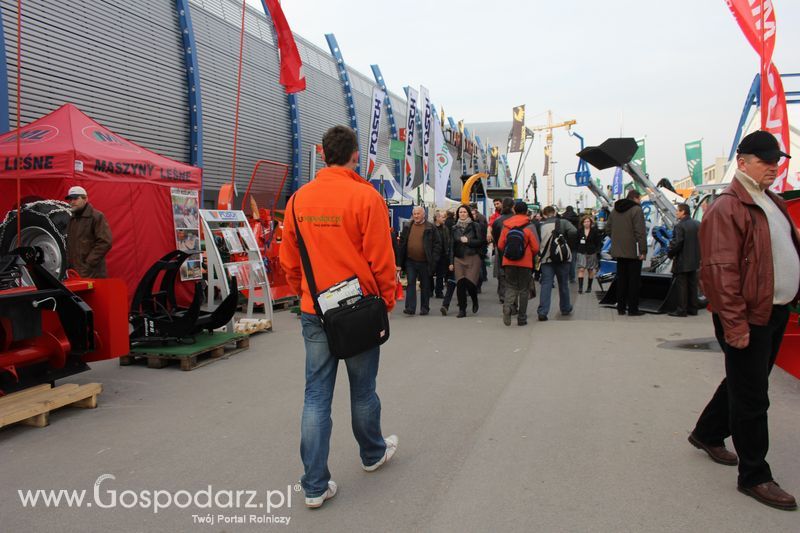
[281,125,799,512]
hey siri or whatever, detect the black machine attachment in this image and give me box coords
[128,250,239,344]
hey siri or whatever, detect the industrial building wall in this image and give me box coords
[2,0,430,201]
[1,0,190,163]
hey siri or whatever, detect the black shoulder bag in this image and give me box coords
[291,198,390,359]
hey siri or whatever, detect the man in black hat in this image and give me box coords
[689,130,799,511]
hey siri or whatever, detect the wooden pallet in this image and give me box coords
[0,383,102,429]
[120,333,249,371]
[272,296,299,310]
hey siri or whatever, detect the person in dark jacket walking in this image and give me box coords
[689,130,799,511]
[667,203,701,317]
[575,215,603,294]
[431,209,452,298]
[397,206,441,315]
[491,198,514,303]
[563,206,581,282]
[447,204,484,317]
[66,185,113,278]
[606,190,647,315]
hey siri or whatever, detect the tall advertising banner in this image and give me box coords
[685,140,703,186]
[433,115,453,206]
[632,138,647,193]
[612,167,624,197]
[510,105,525,153]
[420,86,433,188]
[489,146,499,176]
[403,86,419,190]
[725,0,791,191]
[366,87,386,179]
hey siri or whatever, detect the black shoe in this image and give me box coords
[560,309,573,317]
[420,309,429,316]
[628,310,645,316]
[472,302,479,314]
[403,309,415,316]
[457,309,467,318]
[440,306,448,316]
[434,293,444,299]
[517,319,528,326]
[687,310,698,316]
[617,309,626,316]
[578,289,583,294]
[538,314,548,322]
[668,311,687,317]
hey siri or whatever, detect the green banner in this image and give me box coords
[631,139,646,193]
[685,140,703,186]
[389,139,405,160]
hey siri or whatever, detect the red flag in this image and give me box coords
[262,0,306,93]
[764,62,792,191]
[725,0,790,191]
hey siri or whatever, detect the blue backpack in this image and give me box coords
[503,225,528,261]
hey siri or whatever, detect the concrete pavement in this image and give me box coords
[1,279,798,532]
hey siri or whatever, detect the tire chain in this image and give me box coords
[0,199,72,254]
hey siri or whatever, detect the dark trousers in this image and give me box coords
[432,258,448,297]
[504,266,532,321]
[673,270,699,314]
[404,260,431,313]
[456,278,478,311]
[692,305,789,488]
[442,274,456,309]
[615,258,642,313]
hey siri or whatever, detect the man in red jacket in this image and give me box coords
[280,126,398,509]
[498,200,539,326]
[689,131,799,511]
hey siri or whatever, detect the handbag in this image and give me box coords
[291,198,390,359]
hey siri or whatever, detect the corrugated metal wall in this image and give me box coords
[2,0,443,200]
[1,0,190,163]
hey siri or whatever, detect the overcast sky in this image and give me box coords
[272,0,799,204]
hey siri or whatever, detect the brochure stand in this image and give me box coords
[200,210,273,326]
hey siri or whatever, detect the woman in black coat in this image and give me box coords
[575,215,603,294]
[446,204,485,317]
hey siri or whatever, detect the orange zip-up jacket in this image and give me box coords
[280,166,397,314]
[498,214,540,268]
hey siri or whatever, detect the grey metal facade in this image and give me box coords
[2,0,480,202]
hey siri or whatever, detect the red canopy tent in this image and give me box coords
[0,103,202,301]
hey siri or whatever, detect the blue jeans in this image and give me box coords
[537,262,572,317]
[404,260,431,313]
[300,313,387,497]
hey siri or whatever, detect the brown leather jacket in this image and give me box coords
[699,178,800,343]
[67,203,113,278]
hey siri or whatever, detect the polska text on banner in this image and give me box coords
[403,87,419,190]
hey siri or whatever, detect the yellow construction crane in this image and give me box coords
[528,110,576,205]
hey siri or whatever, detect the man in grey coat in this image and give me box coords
[606,189,647,316]
[667,203,701,317]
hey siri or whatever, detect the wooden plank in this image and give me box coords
[0,384,53,408]
[0,384,102,429]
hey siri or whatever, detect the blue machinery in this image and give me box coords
[729,73,800,163]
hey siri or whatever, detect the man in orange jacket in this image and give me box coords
[280,125,398,509]
[498,200,540,326]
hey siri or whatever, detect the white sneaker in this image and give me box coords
[362,435,398,472]
[305,480,337,509]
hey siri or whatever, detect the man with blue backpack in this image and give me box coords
[498,201,540,326]
[535,205,577,321]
